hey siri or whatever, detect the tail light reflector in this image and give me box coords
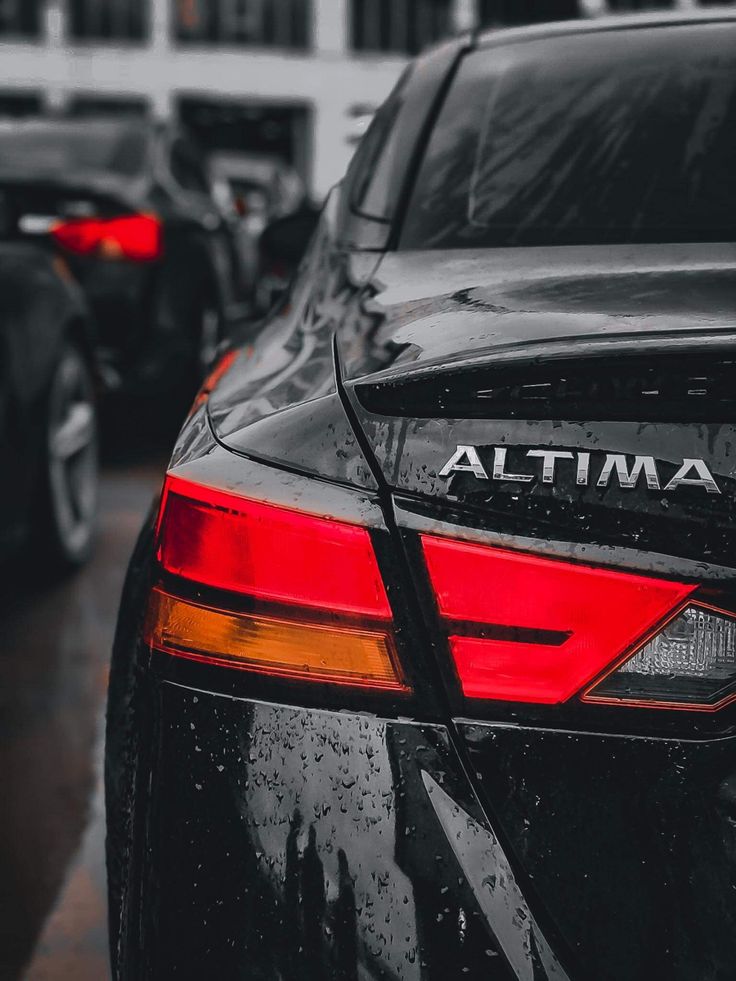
[51,213,162,261]
[146,475,407,692]
[422,535,694,704]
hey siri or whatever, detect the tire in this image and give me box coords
[37,342,99,571]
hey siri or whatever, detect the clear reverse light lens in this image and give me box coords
[586,605,736,709]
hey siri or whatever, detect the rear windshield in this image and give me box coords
[400,24,736,249]
[0,123,148,177]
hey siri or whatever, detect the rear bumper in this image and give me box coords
[108,668,736,981]
[106,668,565,981]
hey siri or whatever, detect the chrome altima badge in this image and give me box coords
[439,445,721,494]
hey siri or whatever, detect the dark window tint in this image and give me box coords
[69,0,147,41]
[346,67,414,221]
[175,0,310,49]
[350,0,450,55]
[401,25,736,249]
[0,0,40,36]
[0,123,149,176]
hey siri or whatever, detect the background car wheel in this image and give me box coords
[37,342,99,572]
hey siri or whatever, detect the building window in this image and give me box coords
[350,0,451,54]
[478,0,580,25]
[0,0,41,37]
[0,92,42,117]
[68,0,147,41]
[178,97,312,181]
[68,95,150,118]
[175,0,311,49]
[605,0,673,10]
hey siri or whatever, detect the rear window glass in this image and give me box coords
[400,24,736,248]
[347,65,414,222]
[0,124,148,177]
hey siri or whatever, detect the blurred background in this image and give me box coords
[1,1,734,979]
[1,0,733,202]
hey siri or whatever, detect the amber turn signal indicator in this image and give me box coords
[145,474,410,693]
[144,588,407,691]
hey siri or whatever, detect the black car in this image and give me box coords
[0,118,244,398]
[0,242,97,571]
[106,11,736,980]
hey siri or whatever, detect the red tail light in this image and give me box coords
[157,475,391,617]
[422,535,695,705]
[145,475,407,691]
[51,213,162,261]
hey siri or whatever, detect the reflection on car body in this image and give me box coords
[107,11,736,980]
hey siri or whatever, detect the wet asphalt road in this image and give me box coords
[0,445,169,981]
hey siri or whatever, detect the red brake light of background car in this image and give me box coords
[422,535,695,705]
[144,474,408,692]
[51,213,162,262]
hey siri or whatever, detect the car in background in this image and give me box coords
[0,118,246,399]
[255,196,321,312]
[210,152,305,234]
[107,11,736,980]
[0,241,98,572]
[209,152,306,304]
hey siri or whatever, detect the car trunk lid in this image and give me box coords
[343,245,736,567]
[341,244,736,981]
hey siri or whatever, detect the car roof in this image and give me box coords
[475,7,736,49]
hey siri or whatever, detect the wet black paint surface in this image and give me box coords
[105,17,736,977]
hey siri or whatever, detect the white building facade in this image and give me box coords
[0,0,721,197]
